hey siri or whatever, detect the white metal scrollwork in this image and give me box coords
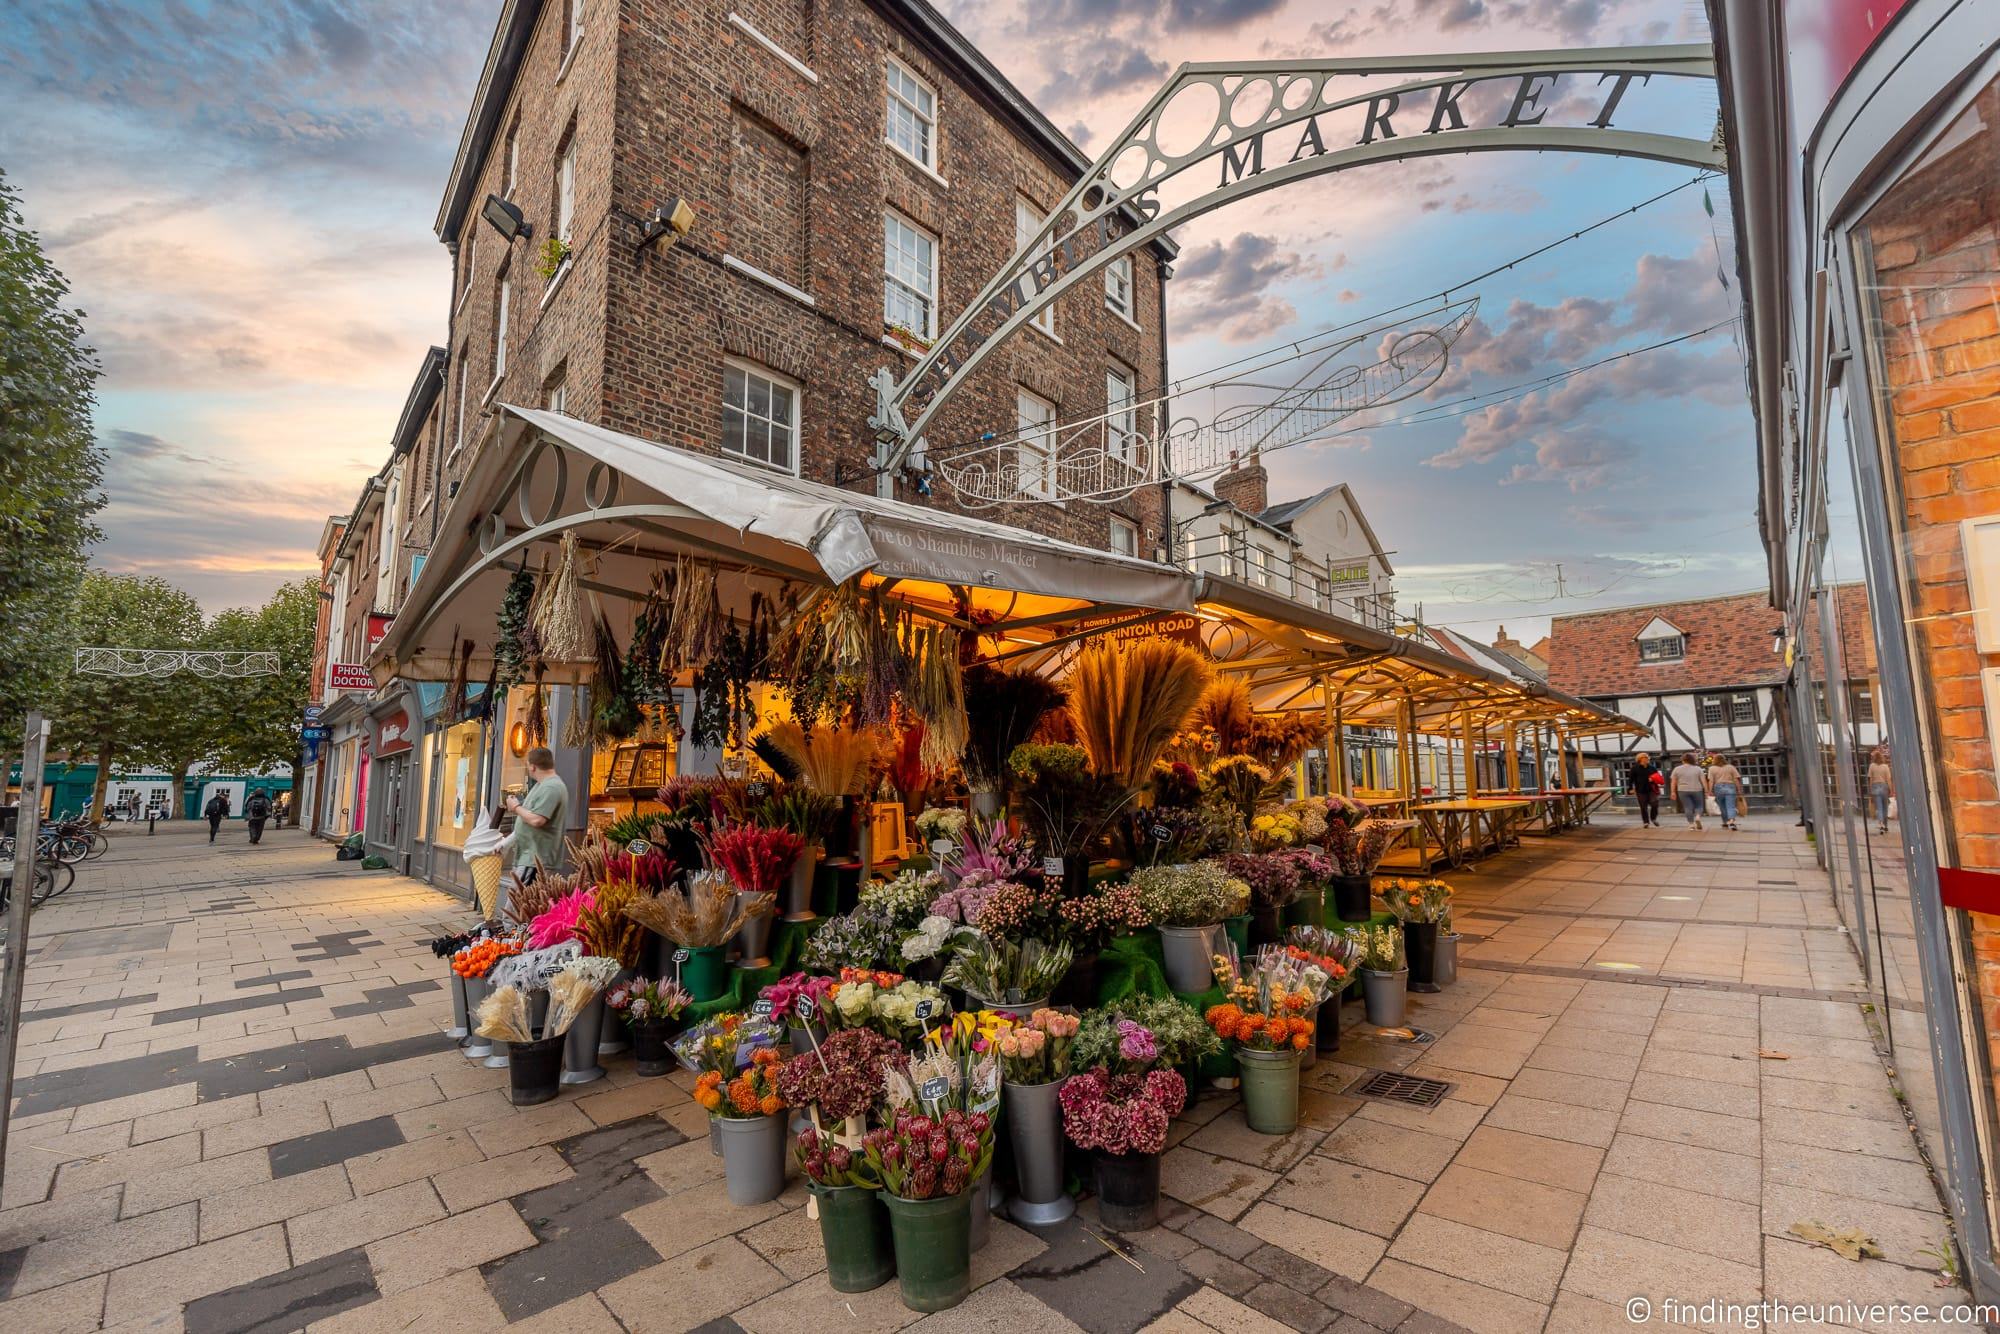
[73,649,281,679]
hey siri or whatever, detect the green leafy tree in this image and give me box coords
[47,572,205,817]
[0,169,106,772]
[205,579,320,815]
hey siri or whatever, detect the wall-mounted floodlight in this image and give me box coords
[482,194,532,243]
[638,198,695,252]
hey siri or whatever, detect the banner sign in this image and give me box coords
[375,707,413,757]
[329,663,373,692]
[304,703,324,725]
[366,613,394,654]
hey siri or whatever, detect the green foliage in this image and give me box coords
[46,572,204,805]
[0,170,106,737]
[203,578,319,776]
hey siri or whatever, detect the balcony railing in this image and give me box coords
[1176,531,1395,629]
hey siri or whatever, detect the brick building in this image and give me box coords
[1716,0,2000,1293]
[420,0,1175,555]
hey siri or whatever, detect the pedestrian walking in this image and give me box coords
[503,747,569,886]
[1668,752,1709,830]
[1708,754,1745,830]
[244,789,272,845]
[1629,751,1664,827]
[204,790,230,843]
[1868,747,1895,835]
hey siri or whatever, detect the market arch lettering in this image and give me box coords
[870,46,1720,473]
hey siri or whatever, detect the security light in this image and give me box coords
[481,194,532,243]
[638,197,696,252]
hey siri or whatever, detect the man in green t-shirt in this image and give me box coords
[504,747,570,881]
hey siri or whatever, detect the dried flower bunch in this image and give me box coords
[1066,641,1212,791]
[624,868,770,947]
[1128,861,1242,928]
[777,1028,901,1121]
[474,984,536,1044]
[698,1047,787,1118]
[486,941,579,992]
[701,820,804,898]
[762,720,887,796]
[575,878,648,968]
[545,957,620,1036]
[960,665,1068,795]
[1059,1067,1186,1156]
[605,976,692,1024]
[862,1108,994,1200]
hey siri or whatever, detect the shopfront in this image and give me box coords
[364,688,421,871]
[1715,0,2000,1296]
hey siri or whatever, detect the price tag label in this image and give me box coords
[1041,856,1064,878]
[672,948,692,965]
[794,995,817,1020]
[1150,824,1171,842]
[920,1076,949,1101]
[750,998,774,1018]
[626,839,652,857]
[913,998,938,1021]
[747,781,769,798]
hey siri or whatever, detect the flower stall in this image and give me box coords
[381,405,1650,1310]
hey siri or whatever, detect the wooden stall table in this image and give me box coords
[1366,818,1442,873]
[1411,798,1533,868]
[1515,793,1573,836]
[1547,787,1615,826]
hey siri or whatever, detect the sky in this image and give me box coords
[0,0,1762,645]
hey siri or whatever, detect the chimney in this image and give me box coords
[1212,451,1269,516]
[1493,624,1521,653]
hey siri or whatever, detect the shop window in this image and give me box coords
[886,57,936,169]
[884,210,936,341]
[1737,752,1781,797]
[723,359,800,474]
[1016,388,1055,499]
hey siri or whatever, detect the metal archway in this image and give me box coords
[870,44,1720,474]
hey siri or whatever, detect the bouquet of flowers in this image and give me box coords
[1072,997,1221,1071]
[796,1122,879,1188]
[862,1107,995,1200]
[1058,879,1151,952]
[1206,945,1333,1052]
[996,1008,1079,1084]
[941,930,1073,1006]
[1351,923,1406,972]
[604,975,693,1026]
[1321,794,1393,876]
[970,877,1068,941]
[1281,846,1336,889]
[1287,925,1359,988]
[858,869,943,929]
[1150,760,1202,810]
[930,868,1004,924]
[799,905,905,973]
[1204,756,1273,825]
[1223,851,1303,912]
[1283,796,1330,843]
[1382,878,1454,926]
[1006,742,1135,859]
[697,1046,786,1118]
[701,820,804,899]
[1058,1066,1187,1156]
[671,1011,784,1077]
[528,887,594,951]
[777,1027,901,1121]
[1127,861,1240,928]
[901,914,957,964]
[760,972,836,1020]
[914,806,968,848]
[829,977,950,1042]
[1137,804,1230,864]
[956,812,1034,881]
[1248,810,1305,851]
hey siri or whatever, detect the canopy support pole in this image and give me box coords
[1532,723,1546,792]
[1504,722,1520,793]
[1462,709,1478,799]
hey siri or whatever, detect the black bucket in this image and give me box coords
[508,1035,564,1105]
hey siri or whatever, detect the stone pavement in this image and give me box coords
[0,814,1971,1332]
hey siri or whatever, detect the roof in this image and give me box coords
[1547,590,1785,697]
[1801,582,1878,680]
[390,348,447,458]
[1259,483,1394,575]
[1425,625,1547,686]
[435,0,1173,258]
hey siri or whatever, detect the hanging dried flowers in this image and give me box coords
[495,567,537,691]
[534,532,591,663]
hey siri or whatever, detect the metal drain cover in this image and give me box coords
[1348,1070,1453,1107]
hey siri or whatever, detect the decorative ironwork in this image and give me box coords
[874,46,1720,473]
[73,648,281,679]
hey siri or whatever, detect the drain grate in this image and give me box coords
[1348,1070,1454,1108]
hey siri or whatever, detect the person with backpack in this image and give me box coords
[244,789,273,844]
[204,790,231,843]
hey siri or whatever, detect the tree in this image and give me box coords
[47,573,205,818]
[205,579,320,803]
[0,169,106,774]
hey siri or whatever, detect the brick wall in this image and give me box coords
[440,0,1171,555]
[1861,78,2000,1094]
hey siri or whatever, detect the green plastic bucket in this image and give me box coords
[1222,914,1251,958]
[1282,882,1324,930]
[812,1183,895,1292]
[882,1190,972,1312]
[1236,1047,1301,1135]
[681,945,730,1002]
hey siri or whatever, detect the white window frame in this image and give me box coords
[377,466,401,579]
[556,139,577,245]
[1105,254,1136,323]
[1104,361,1138,464]
[722,358,802,475]
[457,241,475,313]
[452,355,469,462]
[563,0,585,69]
[1016,197,1057,338]
[493,273,511,381]
[504,124,520,199]
[547,380,568,415]
[1638,634,1684,663]
[883,210,937,342]
[885,56,937,171]
[1109,516,1139,558]
[1729,694,1757,725]
[1015,388,1056,500]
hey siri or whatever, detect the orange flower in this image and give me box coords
[1291,1032,1310,1051]
[696,1071,723,1092]
[759,1094,783,1116]
[729,1078,761,1115]
[751,1047,781,1068]
[695,1086,721,1110]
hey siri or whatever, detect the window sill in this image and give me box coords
[481,373,505,407]
[880,334,928,360]
[886,141,949,189]
[1108,304,1144,334]
[722,254,815,308]
[721,448,802,478]
[726,12,817,82]
[1028,320,1062,346]
[539,259,573,309]
[557,35,581,84]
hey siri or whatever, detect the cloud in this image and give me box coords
[1170,232,1320,342]
[1029,0,1284,31]
[1038,39,1169,103]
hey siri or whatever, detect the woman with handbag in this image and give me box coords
[1708,755,1745,831]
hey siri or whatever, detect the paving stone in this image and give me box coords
[1267,1156,1425,1239]
[1559,1224,1761,1308]
[3,1202,196,1298]
[1180,1212,1263,1258]
[623,1183,787,1261]
[393,1090,513,1140]
[1600,1133,1760,1205]
[1385,1213,1567,1304]
[1242,1279,1336,1331]
[363,1198,535,1296]
[1761,1106,1923,1160]
[731,1266,921,1333]
[633,1137,727,1195]
[0,1271,106,1333]
[1239,1203,1386,1283]
[466,1101,593,1158]
[481,1215,661,1320]
[267,1113,405,1178]
[1160,1149,1277,1221]
[572,1076,689,1126]
[1625,1071,1760,1120]
[1181,1244,1263,1297]
[129,1093,263,1145]
[1762,1139,1939,1208]
[306,1266,504,1332]
[199,1162,354,1241]
[1452,1126,1603,1194]
[344,1127,484,1196]
[179,1245,376,1333]
[1364,1257,1547,1334]
[1316,1119,1459,1184]
[1524,1044,1641,1082]
[1482,1094,1619,1148]
[201,1102,333,1160]
[102,1222,291,1324]
[1503,1066,1628,1114]
[1417,1163,1586,1251]
[1583,1171,1761,1265]
[52,1131,204,1197]
[908,1276,1086,1332]
[1176,1286,1296,1332]
[323,1076,445,1128]
[598,1235,787,1333]
[1761,1075,1903,1122]
[433,1144,574,1213]
[1760,1182,1951,1271]
[1315,1272,1413,1329]
[968,1215,1048,1288]
[1617,1098,1762,1156]
[1183,1116,1325,1174]
[288,1179,447,1265]
[0,1184,123,1252]
[504,1291,627,1333]
[1009,1216,1200,1334]
[1543,1289,1641,1334]
[66,1084,197,1132]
